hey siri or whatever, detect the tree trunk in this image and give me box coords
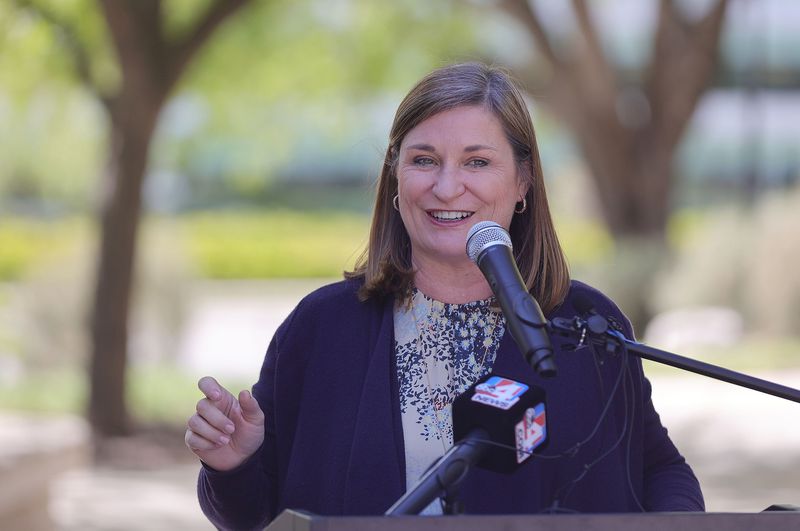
[86,0,251,438]
[504,0,728,240]
[88,98,160,437]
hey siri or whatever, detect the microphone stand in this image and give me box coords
[384,429,489,516]
[549,315,800,404]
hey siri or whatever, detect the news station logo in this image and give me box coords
[515,404,546,463]
[471,376,529,410]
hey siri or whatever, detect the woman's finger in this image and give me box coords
[185,427,224,452]
[196,398,237,435]
[198,376,225,401]
[187,413,231,446]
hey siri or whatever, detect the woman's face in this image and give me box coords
[396,105,527,270]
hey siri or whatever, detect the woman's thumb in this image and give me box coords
[238,390,264,423]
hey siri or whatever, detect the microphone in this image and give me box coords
[453,374,547,473]
[385,374,547,515]
[466,221,557,377]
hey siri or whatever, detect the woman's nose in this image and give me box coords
[432,164,466,202]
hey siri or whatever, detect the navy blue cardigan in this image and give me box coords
[198,279,703,529]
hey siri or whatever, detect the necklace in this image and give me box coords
[410,291,502,450]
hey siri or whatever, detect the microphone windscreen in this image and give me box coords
[466,221,512,263]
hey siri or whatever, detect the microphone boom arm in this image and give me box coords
[549,316,800,404]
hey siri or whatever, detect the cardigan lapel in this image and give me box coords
[341,295,406,514]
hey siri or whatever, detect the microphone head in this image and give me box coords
[453,373,548,473]
[466,221,512,263]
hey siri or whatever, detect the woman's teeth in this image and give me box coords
[430,211,473,221]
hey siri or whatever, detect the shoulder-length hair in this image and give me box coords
[346,62,570,315]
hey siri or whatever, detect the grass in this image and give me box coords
[0,367,86,415]
[0,363,252,426]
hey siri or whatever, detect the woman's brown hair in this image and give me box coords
[347,62,570,314]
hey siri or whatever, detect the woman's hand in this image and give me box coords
[185,376,265,472]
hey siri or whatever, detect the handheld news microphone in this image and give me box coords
[466,221,557,377]
[453,373,547,473]
[386,373,547,515]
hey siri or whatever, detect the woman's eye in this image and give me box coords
[413,156,436,166]
[467,159,488,168]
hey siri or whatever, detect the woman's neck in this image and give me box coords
[412,256,493,304]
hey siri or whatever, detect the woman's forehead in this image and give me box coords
[400,106,509,150]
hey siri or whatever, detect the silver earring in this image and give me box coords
[393,194,400,211]
[514,197,527,214]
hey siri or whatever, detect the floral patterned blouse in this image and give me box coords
[394,288,505,514]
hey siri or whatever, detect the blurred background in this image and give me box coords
[0,0,798,529]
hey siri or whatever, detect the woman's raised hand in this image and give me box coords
[185,376,265,472]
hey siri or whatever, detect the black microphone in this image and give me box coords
[453,373,547,473]
[385,374,547,515]
[466,221,557,377]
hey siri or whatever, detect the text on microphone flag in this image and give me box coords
[472,376,529,410]
[515,403,547,464]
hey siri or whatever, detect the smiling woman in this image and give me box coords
[395,105,527,302]
[187,63,704,529]
[351,62,569,315]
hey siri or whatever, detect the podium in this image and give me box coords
[265,508,799,531]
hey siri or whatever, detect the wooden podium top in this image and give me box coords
[265,508,799,531]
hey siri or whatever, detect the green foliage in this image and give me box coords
[1,0,483,212]
[156,0,479,200]
[554,216,614,270]
[181,209,369,278]
[0,2,109,208]
[1,0,117,95]
[184,0,476,99]
[0,217,89,281]
[0,210,370,283]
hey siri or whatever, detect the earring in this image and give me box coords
[514,197,527,214]
[393,194,400,211]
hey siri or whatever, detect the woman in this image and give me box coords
[185,63,703,529]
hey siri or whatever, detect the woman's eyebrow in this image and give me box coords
[464,144,497,152]
[406,143,436,152]
[405,143,497,152]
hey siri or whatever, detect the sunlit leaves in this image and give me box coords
[1,0,482,212]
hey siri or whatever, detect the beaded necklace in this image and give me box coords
[408,291,502,450]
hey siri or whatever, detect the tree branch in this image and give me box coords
[571,0,611,76]
[568,0,619,116]
[165,0,253,91]
[498,0,562,70]
[11,0,104,99]
[647,0,728,153]
[99,0,158,94]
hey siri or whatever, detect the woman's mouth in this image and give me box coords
[427,210,474,223]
